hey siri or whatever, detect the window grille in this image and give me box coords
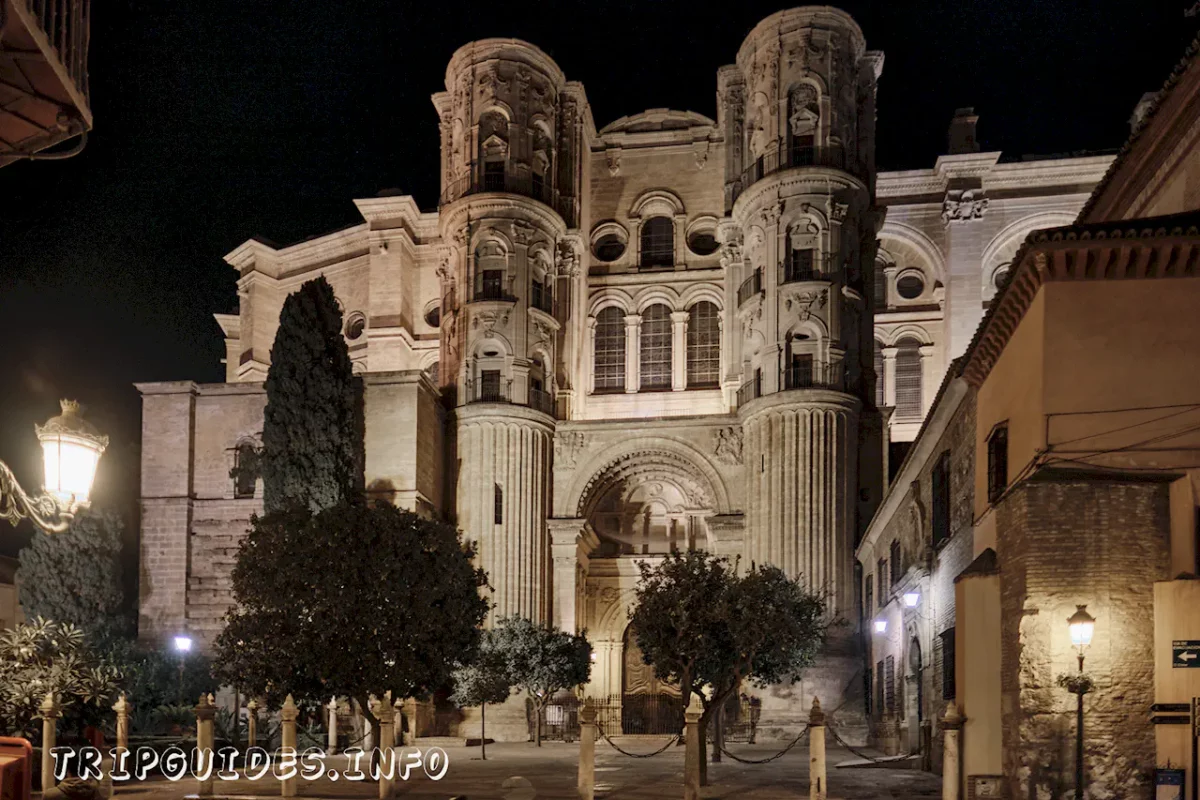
[640,217,674,269]
[865,579,874,616]
[877,559,886,602]
[890,540,902,587]
[874,340,885,407]
[233,444,256,499]
[783,247,816,283]
[940,628,956,700]
[885,655,896,716]
[875,661,885,719]
[593,307,626,392]
[639,304,672,390]
[894,338,922,419]
[987,423,1009,504]
[479,370,502,402]
[932,450,951,547]
[686,302,720,388]
[483,160,505,192]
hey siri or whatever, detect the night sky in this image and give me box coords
[0,0,1190,559]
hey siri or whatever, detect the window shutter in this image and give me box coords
[894,339,922,419]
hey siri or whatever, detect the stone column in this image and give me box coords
[280,694,298,798]
[577,699,596,800]
[809,698,826,800]
[683,693,704,800]
[585,316,597,394]
[941,701,963,800]
[327,697,339,755]
[548,518,596,634]
[671,310,689,390]
[195,693,216,797]
[918,344,936,416]
[247,698,258,749]
[376,694,395,800]
[39,692,60,793]
[623,314,640,392]
[113,693,130,754]
[881,345,898,408]
[393,697,404,746]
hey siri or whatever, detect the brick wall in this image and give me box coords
[997,476,1170,798]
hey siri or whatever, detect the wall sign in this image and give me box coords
[1172,640,1200,668]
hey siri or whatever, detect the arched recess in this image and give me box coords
[877,221,947,287]
[563,435,732,521]
[588,288,634,317]
[980,211,1077,300]
[634,286,682,314]
[630,189,685,219]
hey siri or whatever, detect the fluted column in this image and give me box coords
[457,406,554,625]
[742,393,860,616]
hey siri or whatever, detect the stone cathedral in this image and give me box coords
[136,7,1111,739]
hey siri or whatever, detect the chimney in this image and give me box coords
[1129,91,1157,132]
[948,108,979,155]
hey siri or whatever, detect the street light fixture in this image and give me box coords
[174,634,193,706]
[1067,604,1095,800]
[903,591,920,608]
[0,400,107,534]
[873,619,887,633]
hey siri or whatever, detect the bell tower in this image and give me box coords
[432,39,585,624]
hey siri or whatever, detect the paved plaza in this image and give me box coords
[105,740,942,799]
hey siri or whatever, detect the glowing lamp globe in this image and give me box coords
[903,591,920,608]
[36,400,107,511]
[1068,605,1095,648]
[873,619,887,634]
[174,635,193,653]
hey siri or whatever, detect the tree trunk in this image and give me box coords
[698,714,709,786]
[481,703,487,761]
[355,694,381,768]
[712,700,722,763]
[535,697,543,747]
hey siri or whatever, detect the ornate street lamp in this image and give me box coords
[0,400,108,534]
[1065,605,1096,800]
[174,634,193,705]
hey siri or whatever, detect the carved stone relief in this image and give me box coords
[554,431,587,470]
[714,426,744,465]
[942,189,988,223]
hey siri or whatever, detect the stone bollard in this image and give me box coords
[280,694,299,798]
[941,701,963,800]
[327,697,339,756]
[362,696,375,753]
[577,698,596,800]
[113,693,130,754]
[40,691,61,793]
[195,693,217,797]
[683,692,704,800]
[375,693,395,799]
[393,696,404,746]
[808,697,826,800]
[247,698,259,750]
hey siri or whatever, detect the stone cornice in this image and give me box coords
[213,313,239,338]
[877,154,1113,201]
[934,151,1002,181]
[963,210,1200,387]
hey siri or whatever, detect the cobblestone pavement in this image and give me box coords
[108,740,942,799]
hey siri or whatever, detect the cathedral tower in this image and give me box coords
[433,40,585,624]
[719,8,884,620]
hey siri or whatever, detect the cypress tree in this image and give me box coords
[261,276,362,513]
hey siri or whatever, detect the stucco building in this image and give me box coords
[859,28,1200,798]
[138,6,1110,740]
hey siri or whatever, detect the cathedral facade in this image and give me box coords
[136,7,1111,738]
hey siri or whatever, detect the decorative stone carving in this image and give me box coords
[788,85,819,136]
[598,586,619,604]
[512,222,535,245]
[942,189,988,223]
[471,308,510,334]
[556,239,581,277]
[606,148,621,177]
[452,227,470,247]
[714,426,744,465]
[533,318,554,345]
[694,142,710,170]
[783,288,829,319]
[720,240,743,269]
[554,431,587,470]
[830,202,850,224]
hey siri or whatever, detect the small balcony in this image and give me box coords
[781,361,842,391]
[530,281,554,315]
[725,143,858,210]
[441,162,572,219]
[527,387,555,417]
[0,0,93,167]
[736,373,761,407]
[464,377,556,418]
[737,268,763,307]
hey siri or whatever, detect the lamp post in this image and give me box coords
[1067,605,1095,800]
[0,400,107,534]
[174,634,193,705]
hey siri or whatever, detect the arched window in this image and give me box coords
[594,307,626,393]
[874,339,884,408]
[479,111,509,192]
[639,304,672,391]
[640,217,674,269]
[233,442,258,499]
[474,240,507,300]
[874,264,888,310]
[686,302,720,388]
[894,337,923,420]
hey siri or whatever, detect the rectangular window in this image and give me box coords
[479,370,502,402]
[940,628,956,699]
[531,171,544,200]
[593,308,626,393]
[932,450,951,548]
[787,353,814,389]
[864,666,873,717]
[890,540,901,587]
[865,578,874,617]
[639,305,673,391]
[479,269,504,300]
[987,423,1009,504]
[877,559,886,603]
[875,660,884,719]
[783,247,816,283]
[483,160,505,192]
[885,655,896,717]
[494,483,503,524]
[233,445,256,499]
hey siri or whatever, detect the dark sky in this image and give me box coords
[0,0,1191,557]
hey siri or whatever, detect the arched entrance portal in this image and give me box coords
[622,622,682,735]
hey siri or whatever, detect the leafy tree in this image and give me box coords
[0,618,121,738]
[213,501,488,745]
[16,509,129,645]
[450,631,511,760]
[104,639,217,715]
[491,616,591,746]
[629,551,828,783]
[261,275,362,513]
